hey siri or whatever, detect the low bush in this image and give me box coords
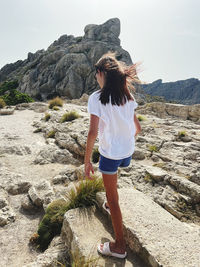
[66,176,104,209]
[46,130,56,138]
[178,130,187,137]
[48,97,63,109]
[137,115,146,121]
[44,113,51,121]
[0,80,19,95]
[147,145,159,152]
[2,89,34,106]
[34,175,104,251]
[52,106,60,111]
[60,111,80,123]
[0,98,6,108]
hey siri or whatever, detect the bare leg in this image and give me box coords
[101,172,126,254]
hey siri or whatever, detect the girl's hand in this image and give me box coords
[84,162,94,180]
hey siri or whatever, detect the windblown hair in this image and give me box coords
[95,52,141,106]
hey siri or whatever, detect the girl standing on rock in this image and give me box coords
[84,52,141,259]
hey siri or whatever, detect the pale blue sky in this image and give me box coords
[0,0,199,83]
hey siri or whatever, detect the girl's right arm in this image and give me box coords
[84,114,99,179]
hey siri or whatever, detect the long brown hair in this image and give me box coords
[95,52,141,105]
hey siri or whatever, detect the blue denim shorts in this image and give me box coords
[99,154,132,175]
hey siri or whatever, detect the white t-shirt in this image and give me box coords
[87,90,138,160]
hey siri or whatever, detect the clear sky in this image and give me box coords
[0,0,199,83]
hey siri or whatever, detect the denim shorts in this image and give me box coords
[99,154,132,175]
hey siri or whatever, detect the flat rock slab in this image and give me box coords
[61,206,147,266]
[97,189,200,267]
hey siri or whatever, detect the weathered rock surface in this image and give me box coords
[96,189,200,267]
[138,102,200,123]
[0,188,16,226]
[0,108,15,115]
[1,99,200,266]
[22,237,68,267]
[61,206,146,266]
[28,180,55,209]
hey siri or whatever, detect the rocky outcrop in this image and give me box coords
[0,18,132,100]
[141,78,200,105]
[60,190,200,267]
[138,102,200,123]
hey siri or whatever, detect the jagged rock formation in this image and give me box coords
[141,78,200,105]
[0,18,132,100]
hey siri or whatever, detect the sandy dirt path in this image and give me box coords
[0,109,64,267]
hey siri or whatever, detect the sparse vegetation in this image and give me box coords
[0,80,34,105]
[92,147,100,163]
[178,130,187,137]
[48,97,63,109]
[71,248,100,267]
[52,106,60,111]
[34,175,104,251]
[137,115,146,121]
[44,113,51,121]
[144,173,153,183]
[147,145,159,152]
[1,89,34,106]
[66,176,104,209]
[0,98,6,108]
[153,162,167,170]
[60,111,80,123]
[46,130,56,138]
[0,80,19,95]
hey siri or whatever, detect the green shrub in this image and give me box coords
[137,115,146,121]
[1,89,34,106]
[60,111,80,123]
[178,131,187,137]
[37,199,69,251]
[66,176,104,209]
[0,80,19,95]
[35,175,104,251]
[52,106,60,111]
[48,97,63,109]
[147,145,159,152]
[44,113,51,121]
[46,130,56,138]
[144,173,152,182]
[0,98,6,108]
[92,147,100,163]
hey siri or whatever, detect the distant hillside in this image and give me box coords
[141,78,200,105]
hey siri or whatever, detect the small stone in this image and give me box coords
[132,150,145,160]
[21,195,37,211]
[7,181,31,195]
[145,166,168,182]
[0,215,7,226]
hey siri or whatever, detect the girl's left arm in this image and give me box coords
[84,114,99,179]
[134,113,142,136]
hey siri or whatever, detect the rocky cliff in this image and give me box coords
[0,18,132,100]
[141,78,200,105]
